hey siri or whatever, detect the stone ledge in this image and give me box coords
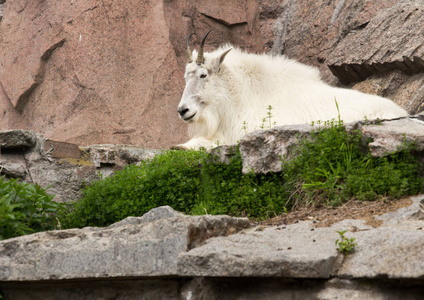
[0,198,423,299]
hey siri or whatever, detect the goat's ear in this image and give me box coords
[212,48,232,71]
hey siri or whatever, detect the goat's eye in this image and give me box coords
[200,74,207,79]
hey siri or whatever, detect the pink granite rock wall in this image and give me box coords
[0,0,422,148]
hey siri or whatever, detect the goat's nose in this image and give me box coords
[178,107,189,117]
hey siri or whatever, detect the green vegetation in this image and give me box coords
[335,230,357,255]
[61,117,423,229]
[61,147,288,228]
[0,176,64,240]
[283,118,422,207]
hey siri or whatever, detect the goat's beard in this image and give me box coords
[187,106,220,140]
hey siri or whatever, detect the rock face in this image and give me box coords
[1,1,423,150]
[0,130,160,202]
[326,2,424,84]
[0,0,262,149]
[262,0,424,113]
[0,199,423,299]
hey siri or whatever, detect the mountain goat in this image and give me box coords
[176,31,408,150]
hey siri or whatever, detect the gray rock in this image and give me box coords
[0,153,27,178]
[81,144,161,168]
[375,195,424,225]
[178,221,341,278]
[0,129,37,150]
[239,124,313,174]
[108,206,184,228]
[209,145,239,165]
[362,117,424,156]
[0,207,251,281]
[336,227,424,279]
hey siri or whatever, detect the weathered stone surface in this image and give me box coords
[262,0,399,84]
[2,277,424,300]
[392,73,424,114]
[0,206,251,281]
[317,278,424,300]
[327,2,424,84]
[179,221,342,278]
[0,153,27,178]
[337,226,424,279]
[239,124,313,174]
[179,195,424,280]
[333,195,424,280]
[43,139,81,159]
[0,130,163,202]
[362,117,424,156]
[1,198,424,298]
[108,205,183,229]
[83,144,161,168]
[0,129,36,149]
[1,280,183,300]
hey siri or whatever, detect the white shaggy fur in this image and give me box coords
[177,45,408,149]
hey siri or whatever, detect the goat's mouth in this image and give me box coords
[183,113,196,122]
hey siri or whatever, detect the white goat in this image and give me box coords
[176,31,408,150]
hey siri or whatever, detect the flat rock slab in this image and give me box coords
[178,221,341,278]
[336,227,424,279]
[179,195,424,279]
[0,206,251,281]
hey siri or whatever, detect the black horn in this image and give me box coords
[186,33,194,63]
[196,30,212,65]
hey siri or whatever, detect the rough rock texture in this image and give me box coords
[0,129,36,149]
[0,198,423,299]
[327,2,424,84]
[238,115,424,174]
[362,117,424,157]
[260,0,400,83]
[239,124,313,174]
[0,130,159,202]
[179,196,424,281]
[178,221,341,278]
[0,206,251,281]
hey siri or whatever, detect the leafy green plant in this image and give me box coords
[61,147,290,228]
[0,176,64,240]
[335,230,357,255]
[61,150,206,228]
